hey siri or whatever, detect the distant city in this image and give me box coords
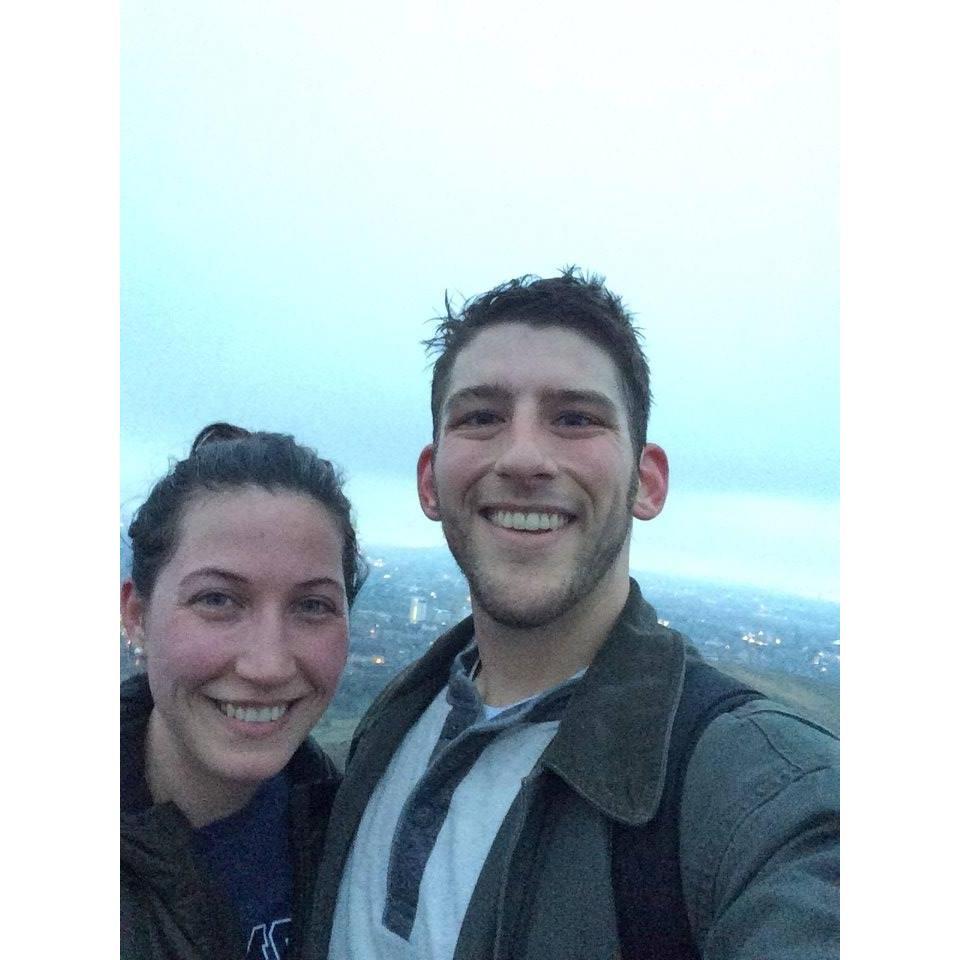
[119,542,840,744]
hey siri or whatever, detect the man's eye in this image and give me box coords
[556,411,599,428]
[455,410,500,428]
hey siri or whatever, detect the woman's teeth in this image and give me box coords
[217,702,288,722]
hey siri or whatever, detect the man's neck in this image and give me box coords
[470,572,631,707]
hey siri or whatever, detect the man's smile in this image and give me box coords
[480,507,574,533]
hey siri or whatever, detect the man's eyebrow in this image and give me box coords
[546,388,619,412]
[442,384,511,413]
[443,385,620,416]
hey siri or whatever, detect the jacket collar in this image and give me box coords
[538,580,687,826]
[363,579,688,827]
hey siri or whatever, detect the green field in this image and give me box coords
[714,662,839,733]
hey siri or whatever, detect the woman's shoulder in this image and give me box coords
[120,675,155,813]
[121,672,151,709]
[287,737,341,850]
[288,736,342,791]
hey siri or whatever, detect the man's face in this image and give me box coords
[417,323,666,629]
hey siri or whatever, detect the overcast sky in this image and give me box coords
[120,0,838,599]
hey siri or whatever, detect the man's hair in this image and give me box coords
[424,267,652,456]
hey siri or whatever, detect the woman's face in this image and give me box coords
[121,487,349,817]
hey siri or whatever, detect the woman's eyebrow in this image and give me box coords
[179,569,345,595]
[180,567,249,587]
[296,577,346,595]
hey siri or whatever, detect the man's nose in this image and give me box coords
[493,418,558,482]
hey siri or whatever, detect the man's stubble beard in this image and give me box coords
[440,483,637,630]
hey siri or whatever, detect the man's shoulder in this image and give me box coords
[677,699,840,956]
[691,698,839,790]
[682,697,839,836]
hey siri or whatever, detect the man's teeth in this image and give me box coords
[217,702,288,723]
[489,510,569,532]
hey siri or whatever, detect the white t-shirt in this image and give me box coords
[329,668,579,960]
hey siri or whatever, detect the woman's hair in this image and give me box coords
[126,422,368,607]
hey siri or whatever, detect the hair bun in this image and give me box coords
[190,422,252,456]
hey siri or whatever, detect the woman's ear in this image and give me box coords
[120,579,148,656]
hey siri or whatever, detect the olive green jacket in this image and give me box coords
[306,581,839,959]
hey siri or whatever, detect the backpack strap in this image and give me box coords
[612,659,764,960]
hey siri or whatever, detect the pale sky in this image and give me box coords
[120,0,838,599]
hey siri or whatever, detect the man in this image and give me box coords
[308,269,839,960]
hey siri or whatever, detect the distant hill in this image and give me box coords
[710,662,839,733]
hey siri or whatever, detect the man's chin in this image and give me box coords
[486,606,560,630]
[472,581,575,630]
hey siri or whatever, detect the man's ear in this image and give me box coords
[120,579,148,655]
[416,444,441,521]
[631,443,669,521]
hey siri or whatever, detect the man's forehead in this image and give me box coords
[448,323,618,382]
[442,322,626,410]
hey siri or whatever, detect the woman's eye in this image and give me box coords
[297,597,337,617]
[192,592,236,611]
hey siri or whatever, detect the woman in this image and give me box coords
[120,423,367,960]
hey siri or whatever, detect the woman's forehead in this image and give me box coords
[171,488,343,568]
